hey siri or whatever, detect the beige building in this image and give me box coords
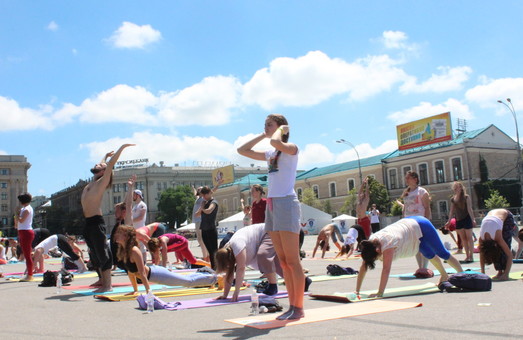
[293,125,520,226]
[0,155,31,232]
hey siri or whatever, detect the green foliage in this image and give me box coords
[157,185,195,228]
[390,200,404,216]
[301,187,322,209]
[484,190,510,210]
[474,179,520,209]
[479,154,489,183]
[340,188,357,216]
[322,199,333,215]
[367,177,391,213]
[42,205,84,235]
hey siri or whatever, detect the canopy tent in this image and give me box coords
[177,223,195,231]
[217,211,245,236]
[331,214,357,233]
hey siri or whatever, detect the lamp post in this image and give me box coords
[498,98,523,215]
[336,139,363,185]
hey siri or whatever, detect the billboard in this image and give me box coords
[212,164,235,186]
[396,112,452,151]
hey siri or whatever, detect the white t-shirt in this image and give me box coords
[369,218,423,261]
[403,186,428,217]
[229,224,265,270]
[35,235,58,253]
[18,205,33,230]
[344,227,359,246]
[370,209,380,223]
[132,200,147,228]
[265,148,298,198]
[480,216,503,240]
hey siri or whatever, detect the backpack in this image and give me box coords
[38,269,74,287]
[327,264,358,276]
[448,272,492,291]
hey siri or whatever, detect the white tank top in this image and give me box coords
[403,186,428,217]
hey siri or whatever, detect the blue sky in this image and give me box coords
[1,1,523,197]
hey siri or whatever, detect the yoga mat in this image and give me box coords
[248,274,356,285]
[63,282,134,290]
[73,284,169,295]
[225,300,422,329]
[310,282,439,303]
[7,271,99,282]
[158,291,293,310]
[94,286,247,301]
[513,259,523,264]
[390,267,481,279]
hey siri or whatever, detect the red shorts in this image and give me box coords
[357,216,372,239]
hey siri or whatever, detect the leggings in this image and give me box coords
[407,216,451,260]
[201,228,218,269]
[148,265,216,287]
[56,235,80,261]
[18,229,34,275]
[331,225,345,243]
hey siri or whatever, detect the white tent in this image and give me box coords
[299,203,333,235]
[332,214,357,233]
[177,223,195,231]
[217,211,245,236]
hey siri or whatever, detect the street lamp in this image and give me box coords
[498,98,523,215]
[336,139,363,185]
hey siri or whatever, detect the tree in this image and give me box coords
[479,154,489,183]
[157,185,195,228]
[322,199,333,215]
[367,177,391,213]
[484,190,510,210]
[300,187,321,209]
[340,188,357,216]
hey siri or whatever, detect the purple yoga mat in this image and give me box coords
[159,291,291,310]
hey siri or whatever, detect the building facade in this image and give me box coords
[0,155,31,234]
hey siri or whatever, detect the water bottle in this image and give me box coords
[56,273,62,294]
[146,291,154,313]
[167,262,172,271]
[250,288,259,315]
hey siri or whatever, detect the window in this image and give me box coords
[222,199,228,212]
[136,182,144,190]
[402,166,412,187]
[113,184,121,193]
[1,204,7,212]
[1,217,7,225]
[0,169,8,175]
[347,179,355,192]
[388,169,397,189]
[163,182,167,190]
[434,160,445,183]
[0,182,6,189]
[329,182,337,197]
[312,185,319,198]
[439,201,449,220]
[113,196,121,204]
[451,157,463,181]
[233,197,239,211]
[297,188,303,200]
[418,163,429,185]
[157,182,162,191]
[1,193,6,200]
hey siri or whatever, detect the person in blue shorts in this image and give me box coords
[355,216,463,298]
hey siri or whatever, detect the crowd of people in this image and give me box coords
[3,114,522,322]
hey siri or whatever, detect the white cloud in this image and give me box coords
[298,143,335,168]
[0,150,7,155]
[400,66,472,94]
[242,50,409,109]
[158,76,242,126]
[107,21,162,49]
[0,96,54,131]
[54,84,159,124]
[335,140,398,164]
[81,132,237,166]
[387,99,473,125]
[47,21,58,31]
[381,30,419,53]
[465,78,523,115]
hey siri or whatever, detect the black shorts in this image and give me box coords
[84,216,112,271]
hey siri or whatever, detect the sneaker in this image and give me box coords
[304,276,312,292]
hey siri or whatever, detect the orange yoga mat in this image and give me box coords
[225,300,422,329]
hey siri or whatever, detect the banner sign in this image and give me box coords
[396,112,452,151]
[212,164,235,186]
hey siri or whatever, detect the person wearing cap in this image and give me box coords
[132,189,147,229]
[81,143,134,293]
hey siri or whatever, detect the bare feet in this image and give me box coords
[89,279,102,287]
[92,286,113,293]
[20,276,34,282]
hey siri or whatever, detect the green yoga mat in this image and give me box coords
[310,282,439,303]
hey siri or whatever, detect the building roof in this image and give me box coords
[383,125,492,159]
[296,153,388,180]
[222,173,268,188]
